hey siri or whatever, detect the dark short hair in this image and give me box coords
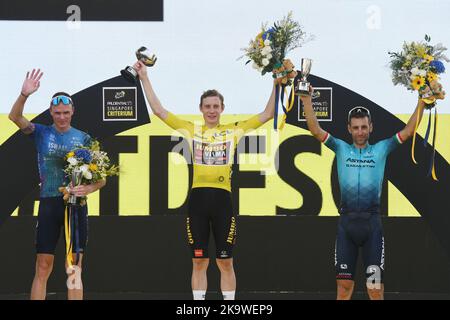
[50,91,75,108]
[348,106,371,124]
[199,89,224,108]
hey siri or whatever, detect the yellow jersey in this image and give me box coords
[164,112,263,192]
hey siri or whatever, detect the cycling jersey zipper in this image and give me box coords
[358,148,361,212]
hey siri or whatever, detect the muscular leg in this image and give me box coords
[216,258,236,293]
[367,283,384,300]
[187,189,211,299]
[32,198,59,300]
[335,215,358,300]
[192,258,209,299]
[337,279,355,300]
[31,254,54,300]
[364,214,385,300]
[211,190,236,299]
[66,253,83,300]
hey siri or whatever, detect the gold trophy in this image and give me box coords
[121,46,157,83]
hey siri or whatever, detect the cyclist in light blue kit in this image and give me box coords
[301,86,445,300]
[9,69,106,300]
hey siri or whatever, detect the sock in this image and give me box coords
[193,290,206,300]
[222,290,235,300]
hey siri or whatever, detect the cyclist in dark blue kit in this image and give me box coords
[9,69,106,300]
[301,86,445,300]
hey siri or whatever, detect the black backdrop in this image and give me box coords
[0,73,449,297]
[0,216,449,298]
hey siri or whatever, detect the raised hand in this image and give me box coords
[21,69,43,97]
[133,61,148,79]
[299,85,314,105]
[432,82,446,100]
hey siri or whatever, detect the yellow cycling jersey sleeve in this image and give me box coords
[163,112,194,137]
[223,114,264,140]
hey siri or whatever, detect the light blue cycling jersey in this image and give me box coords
[323,132,403,214]
[31,123,91,198]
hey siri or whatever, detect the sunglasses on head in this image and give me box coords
[348,106,371,122]
[51,95,73,107]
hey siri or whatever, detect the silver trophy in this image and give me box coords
[121,46,157,83]
[68,168,83,205]
[295,58,313,96]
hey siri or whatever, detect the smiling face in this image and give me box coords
[50,103,74,132]
[348,116,373,148]
[200,95,224,127]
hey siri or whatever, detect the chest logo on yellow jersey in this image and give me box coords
[193,139,232,165]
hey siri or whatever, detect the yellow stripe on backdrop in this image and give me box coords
[1,114,449,217]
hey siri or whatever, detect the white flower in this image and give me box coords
[406,54,413,60]
[410,67,420,75]
[80,164,89,173]
[410,74,417,80]
[418,69,427,77]
[83,170,92,180]
[252,62,260,70]
[264,39,271,46]
[261,46,272,55]
[67,157,78,165]
[265,53,273,60]
[262,58,270,66]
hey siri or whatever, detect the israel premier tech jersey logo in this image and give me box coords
[103,87,137,121]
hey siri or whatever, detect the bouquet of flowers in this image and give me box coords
[242,11,313,85]
[63,139,119,187]
[388,35,448,181]
[389,35,448,108]
[61,139,119,268]
[241,12,313,130]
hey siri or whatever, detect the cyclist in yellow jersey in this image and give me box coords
[134,60,276,300]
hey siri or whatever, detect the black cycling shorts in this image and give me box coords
[335,212,385,284]
[36,197,88,255]
[186,188,236,259]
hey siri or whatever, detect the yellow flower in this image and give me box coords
[414,44,426,57]
[89,163,98,172]
[423,54,434,63]
[427,72,438,83]
[91,140,101,151]
[411,76,425,90]
[258,38,265,48]
[67,151,74,158]
[255,32,265,48]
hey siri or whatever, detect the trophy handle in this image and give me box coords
[121,66,138,83]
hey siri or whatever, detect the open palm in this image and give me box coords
[21,69,43,96]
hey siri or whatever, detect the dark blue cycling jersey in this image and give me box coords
[323,132,403,214]
[31,123,91,198]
